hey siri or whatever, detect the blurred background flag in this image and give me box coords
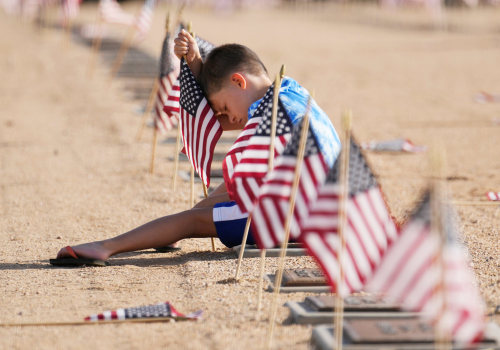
[154,29,180,133]
[229,83,292,213]
[486,191,500,201]
[367,190,486,345]
[98,0,135,26]
[85,301,202,322]
[177,59,222,188]
[250,116,329,249]
[300,139,398,295]
[134,0,155,41]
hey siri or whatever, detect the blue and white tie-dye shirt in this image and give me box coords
[248,76,341,168]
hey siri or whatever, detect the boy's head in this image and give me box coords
[201,44,271,130]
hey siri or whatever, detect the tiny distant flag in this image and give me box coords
[222,116,261,188]
[177,59,222,188]
[229,83,293,213]
[486,191,500,201]
[154,30,180,133]
[367,191,486,345]
[250,115,329,249]
[134,0,155,41]
[361,138,426,153]
[85,301,202,322]
[300,139,398,295]
[98,0,135,26]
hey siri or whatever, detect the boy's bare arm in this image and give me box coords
[174,29,202,79]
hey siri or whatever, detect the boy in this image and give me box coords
[53,30,340,265]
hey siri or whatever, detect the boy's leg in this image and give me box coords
[56,207,216,260]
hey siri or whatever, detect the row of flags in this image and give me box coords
[163,47,486,343]
[1,0,157,43]
[151,24,487,344]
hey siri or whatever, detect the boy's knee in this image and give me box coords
[186,207,216,236]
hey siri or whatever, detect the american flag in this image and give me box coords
[134,0,155,41]
[486,191,500,201]
[98,0,134,26]
[299,139,398,295]
[222,116,262,188]
[229,83,293,213]
[85,301,202,322]
[367,191,485,345]
[250,116,329,249]
[162,30,214,122]
[154,31,180,133]
[177,58,223,188]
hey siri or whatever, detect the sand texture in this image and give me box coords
[0,2,499,349]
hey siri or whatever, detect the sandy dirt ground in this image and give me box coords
[0,1,499,349]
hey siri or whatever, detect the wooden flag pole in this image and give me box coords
[430,147,452,350]
[137,13,170,142]
[190,166,195,208]
[202,183,216,252]
[149,126,159,174]
[88,15,104,77]
[235,70,283,282]
[267,101,312,349]
[0,317,192,327]
[334,110,352,350]
[137,78,160,142]
[184,21,213,252]
[108,7,141,84]
[257,70,285,319]
[172,124,181,191]
[108,26,136,83]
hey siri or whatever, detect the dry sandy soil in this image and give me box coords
[0,1,499,349]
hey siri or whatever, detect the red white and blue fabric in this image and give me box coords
[98,0,134,26]
[486,191,500,201]
[85,301,202,322]
[367,191,485,345]
[222,116,261,191]
[134,0,155,41]
[154,31,180,133]
[300,139,398,295]
[177,59,222,188]
[250,117,329,249]
[229,83,292,213]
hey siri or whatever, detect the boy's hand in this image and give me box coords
[174,29,202,78]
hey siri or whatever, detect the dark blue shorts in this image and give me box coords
[213,201,256,248]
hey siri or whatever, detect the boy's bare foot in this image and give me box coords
[56,242,111,261]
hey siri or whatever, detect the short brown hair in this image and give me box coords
[200,44,268,97]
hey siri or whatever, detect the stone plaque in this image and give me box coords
[281,268,327,286]
[305,295,400,312]
[344,318,434,343]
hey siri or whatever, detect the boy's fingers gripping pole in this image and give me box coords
[334,109,352,350]
[267,101,312,349]
[202,183,216,252]
[256,70,283,318]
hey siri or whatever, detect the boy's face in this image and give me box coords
[208,76,253,131]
